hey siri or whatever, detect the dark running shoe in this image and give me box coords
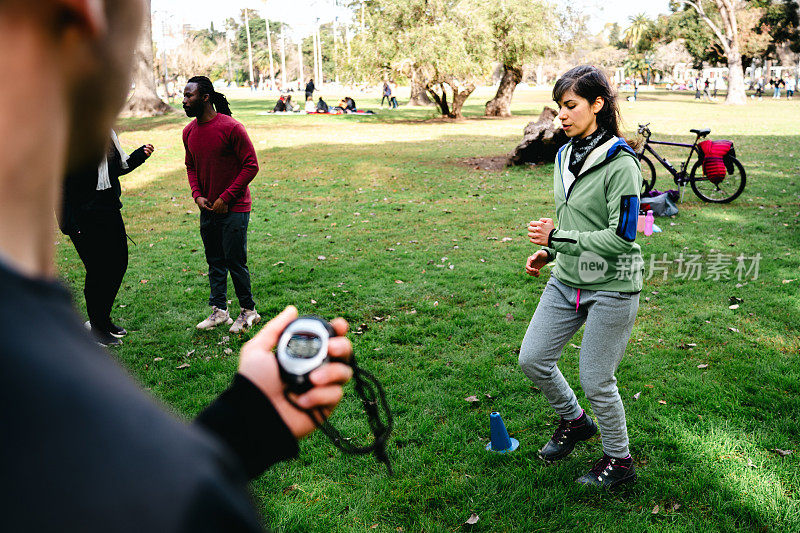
[538,411,598,463]
[108,322,128,338]
[576,453,637,489]
[91,327,122,347]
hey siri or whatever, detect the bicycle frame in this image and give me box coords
[639,132,703,184]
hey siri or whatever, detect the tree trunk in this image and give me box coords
[426,84,450,116]
[448,82,475,119]
[408,68,434,106]
[485,65,522,117]
[122,0,172,117]
[725,51,747,104]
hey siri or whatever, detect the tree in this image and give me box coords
[481,0,555,117]
[350,0,493,118]
[624,13,654,52]
[122,0,172,117]
[675,0,748,104]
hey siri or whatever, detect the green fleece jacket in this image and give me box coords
[542,136,644,292]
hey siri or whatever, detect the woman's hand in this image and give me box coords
[525,250,550,277]
[528,218,555,246]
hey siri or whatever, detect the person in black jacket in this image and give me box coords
[305,78,315,100]
[61,131,153,346]
[0,2,354,531]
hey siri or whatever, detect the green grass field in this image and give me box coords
[57,87,800,532]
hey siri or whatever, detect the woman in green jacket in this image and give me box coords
[519,65,643,489]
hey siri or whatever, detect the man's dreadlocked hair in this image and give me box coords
[187,76,232,116]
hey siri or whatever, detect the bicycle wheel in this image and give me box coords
[639,154,656,196]
[690,156,746,203]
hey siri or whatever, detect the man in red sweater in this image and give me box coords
[183,76,261,333]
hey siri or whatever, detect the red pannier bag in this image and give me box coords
[697,140,735,185]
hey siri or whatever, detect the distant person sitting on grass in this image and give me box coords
[273,95,287,112]
[317,97,330,113]
[1,2,353,531]
[337,97,357,113]
[305,96,315,113]
[183,76,261,334]
[520,65,643,489]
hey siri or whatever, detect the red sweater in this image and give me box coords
[183,113,259,213]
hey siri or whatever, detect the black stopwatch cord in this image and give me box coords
[284,359,394,475]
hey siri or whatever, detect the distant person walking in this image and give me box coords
[305,78,315,101]
[787,77,796,99]
[182,76,261,334]
[390,81,399,108]
[773,78,784,98]
[381,82,392,108]
[61,131,154,346]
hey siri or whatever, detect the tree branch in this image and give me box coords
[681,0,731,55]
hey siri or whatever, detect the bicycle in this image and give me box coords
[636,124,746,203]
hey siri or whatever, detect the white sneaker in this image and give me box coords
[196,306,233,330]
[229,308,261,333]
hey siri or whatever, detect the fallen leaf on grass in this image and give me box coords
[317,255,326,261]
[140,279,148,284]
[728,304,739,310]
[186,349,196,357]
[176,363,190,369]
[272,261,285,266]
[395,280,404,284]
[153,357,163,362]
[633,392,641,400]
[770,448,793,457]
[570,343,581,349]
[658,400,667,405]
[465,513,479,525]
[501,237,512,242]
[651,504,660,515]
[697,363,709,369]
[783,279,796,284]
[672,503,681,511]
[747,458,756,468]
[371,525,378,530]
[464,395,480,404]
[485,393,494,399]
[505,313,514,322]
[224,348,233,355]
[282,484,298,494]
[311,299,317,304]
[729,327,740,333]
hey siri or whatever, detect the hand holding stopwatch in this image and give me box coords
[275,315,394,475]
[275,316,334,393]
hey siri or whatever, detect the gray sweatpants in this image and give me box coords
[519,276,639,457]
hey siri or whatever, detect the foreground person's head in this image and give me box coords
[553,65,622,139]
[1,0,146,173]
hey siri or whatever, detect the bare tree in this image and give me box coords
[681,0,747,104]
[122,0,173,117]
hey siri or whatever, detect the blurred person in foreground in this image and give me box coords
[0,1,352,531]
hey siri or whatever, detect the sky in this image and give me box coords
[151,0,673,37]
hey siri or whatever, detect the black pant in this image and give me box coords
[381,95,390,106]
[70,209,128,331]
[200,211,255,310]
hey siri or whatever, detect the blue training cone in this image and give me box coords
[485,411,519,453]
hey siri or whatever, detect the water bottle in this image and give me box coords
[644,210,654,236]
